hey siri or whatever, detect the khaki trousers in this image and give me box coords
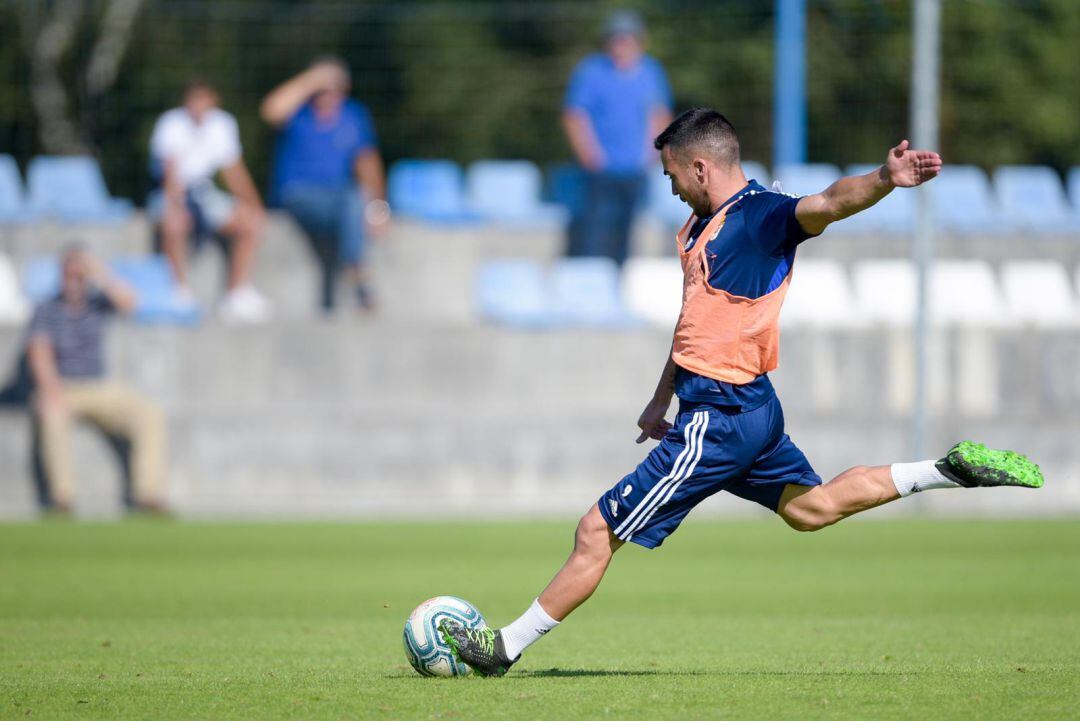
[35,380,166,506]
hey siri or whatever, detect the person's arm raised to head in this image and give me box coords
[260,64,335,127]
[794,140,942,236]
[79,252,137,314]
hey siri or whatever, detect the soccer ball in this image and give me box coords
[402,596,486,677]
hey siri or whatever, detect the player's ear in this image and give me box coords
[692,158,708,184]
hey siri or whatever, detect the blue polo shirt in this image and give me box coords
[674,180,817,410]
[564,53,672,173]
[271,99,377,202]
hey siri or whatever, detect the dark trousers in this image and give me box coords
[280,184,365,312]
[567,171,644,267]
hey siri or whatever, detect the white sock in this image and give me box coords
[890,459,961,497]
[499,598,559,660]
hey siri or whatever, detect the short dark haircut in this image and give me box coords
[654,108,740,167]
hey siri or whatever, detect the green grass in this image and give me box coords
[2,519,1078,720]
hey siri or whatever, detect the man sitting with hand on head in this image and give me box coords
[262,57,389,312]
[26,246,168,515]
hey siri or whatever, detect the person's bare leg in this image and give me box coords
[537,503,624,620]
[778,465,899,532]
[161,205,192,286]
[440,503,623,673]
[218,205,264,291]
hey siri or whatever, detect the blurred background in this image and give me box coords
[1,0,1078,519]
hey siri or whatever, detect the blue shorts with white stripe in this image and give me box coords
[598,397,821,549]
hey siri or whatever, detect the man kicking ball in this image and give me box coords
[441,108,1043,676]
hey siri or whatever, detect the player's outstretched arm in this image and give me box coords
[794,140,943,235]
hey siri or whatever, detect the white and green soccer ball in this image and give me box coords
[402,596,486,677]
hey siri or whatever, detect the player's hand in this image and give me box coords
[885,139,942,188]
[635,397,672,444]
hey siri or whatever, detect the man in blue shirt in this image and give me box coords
[442,109,1044,677]
[562,10,672,265]
[262,57,389,312]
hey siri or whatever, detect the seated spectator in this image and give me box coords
[148,79,272,323]
[26,246,167,515]
[261,57,389,312]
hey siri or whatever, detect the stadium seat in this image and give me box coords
[0,252,30,324]
[549,257,637,328]
[21,255,200,325]
[465,161,567,227]
[621,257,683,327]
[1000,260,1079,328]
[780,258,866,329]
[928,165,1006,233]
[852,259,915,327]
[474,259,551,328]
[0,154,35,224]
[773,163,841,197]
[993,166,1080,233]
[837,163,916,234]
[646,167,693,227]
[26,156,133,223]
[388,159,476,223]
[930,260,1012,328]
[741,160,771,188]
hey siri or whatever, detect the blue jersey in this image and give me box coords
[564,53,672,173]
[270,99,377,202]
[674,180,817,410]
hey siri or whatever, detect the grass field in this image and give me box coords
[2,519,1078,720]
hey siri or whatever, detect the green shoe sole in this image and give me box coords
[944,441,1044,489]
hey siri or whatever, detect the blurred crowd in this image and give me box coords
[5,10,669,515]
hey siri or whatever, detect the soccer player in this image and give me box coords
[441,109,1044,676]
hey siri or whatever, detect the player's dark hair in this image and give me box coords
[654,108,740,167]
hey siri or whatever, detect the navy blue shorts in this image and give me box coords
[598,396,821,549]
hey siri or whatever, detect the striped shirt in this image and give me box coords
[27,293,115,379]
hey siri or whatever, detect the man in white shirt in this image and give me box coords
[148,79,271,323]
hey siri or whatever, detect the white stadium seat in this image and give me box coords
[621,257,683,327]
[780,258,866,329]
[0,252,30,324]
[930,260,1013,328]
[1000,261,1079,328]
[853,259,916,327]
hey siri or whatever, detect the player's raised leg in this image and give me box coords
[778,441,1044,532]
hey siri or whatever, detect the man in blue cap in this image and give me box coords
[563,10,673,265]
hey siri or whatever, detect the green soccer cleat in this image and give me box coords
[439,619,516,677]
[937,441,1044,489]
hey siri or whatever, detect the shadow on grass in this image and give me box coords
[387,667,923,679]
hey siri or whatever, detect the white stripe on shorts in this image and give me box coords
[626,413,709,540]
[614,410,707,539]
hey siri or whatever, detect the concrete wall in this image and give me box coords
[1,215,1078,519]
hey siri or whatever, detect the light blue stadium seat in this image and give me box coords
[928,165,1006,233]
[993,166,1079,232]
[0,155,35,224]
[741,160,771,189]
[22,255,200,325]
[647,167,693,227]
[837,163,916,234]
[466,160,567,227]
[774,163,841,197]
[388,159,476,223]
[549,257,638,328]
[475,259,551,328]
[26,156,133,223]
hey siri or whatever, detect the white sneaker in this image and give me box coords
[219,285,273,324]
